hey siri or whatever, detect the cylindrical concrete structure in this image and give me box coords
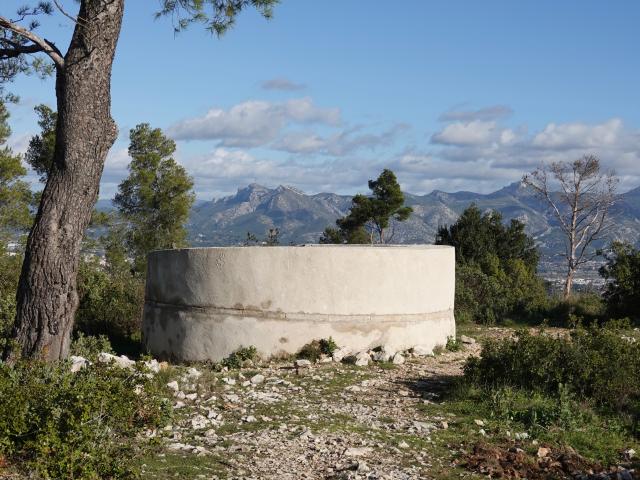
[143,245,455,362]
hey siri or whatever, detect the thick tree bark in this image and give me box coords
[3,0,125,362]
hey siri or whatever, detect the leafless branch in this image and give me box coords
[52,0,87,27]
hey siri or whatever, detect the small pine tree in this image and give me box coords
[114,124,195,274]
[25,104,57,183]
[0,100,33,247]
[321,169,412,244]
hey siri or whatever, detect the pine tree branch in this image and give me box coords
[0,16,64,69]
[0,43,43,58]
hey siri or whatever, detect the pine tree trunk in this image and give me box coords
[3,0,124,362]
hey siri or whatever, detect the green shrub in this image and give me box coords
[297,337,338,361]
[221,345,258,369]
[0,252,21,350]
[319,337,338,356]
[445,382,633,465]
[70,331,114,360]
[0,361,171,478]
[543,292,605,327]
[464,325,640,420]
[438,205,548,325]
[455,260,548,325]
[75,257,145,353]
[600,241,640,322]
[446,336,462,352]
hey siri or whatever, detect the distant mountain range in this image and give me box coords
[96,181,640,282]
[187,182,640,255]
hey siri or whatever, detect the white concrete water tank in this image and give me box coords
[142,245,455,361]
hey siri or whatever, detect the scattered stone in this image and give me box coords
[167,442,194,452]
[474,419,485,426]
[392,353,406,365]
[460,335,476,345]
[174,401,186,410]
[537,447,551,458]
[398,441,410,449]
[69,355,89,373]
[411,345,433,357]
[624,448,636,460]
[143,359,161,373]
[372,346,395,362]
[185,393,198,401]
[191,415,208,430]
[250,374,265,385]
[318,354,333,363]
[515,432,529,440]
[295,359,312,368]
[413,421,436,432]
[344,447,373,457]
[439,421,449,429]
[222,377,236,385]
[223,393,240,403]
[175,391,186,400]
[332,347,351,363]
[185,367,202,379]
[192,446,210,456]
[97,352,135,369]
[243,415,257,423]
[354,351,370,367]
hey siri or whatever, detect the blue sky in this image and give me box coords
[5,0,640,199]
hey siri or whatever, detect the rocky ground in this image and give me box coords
[133,333,492,479]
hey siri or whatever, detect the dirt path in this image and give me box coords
[140,341,484,479]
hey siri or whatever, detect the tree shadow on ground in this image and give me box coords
[395,372,461,402]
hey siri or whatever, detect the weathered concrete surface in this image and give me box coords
[143,245,455,362]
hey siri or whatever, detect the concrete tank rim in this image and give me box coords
[148,244,454,255]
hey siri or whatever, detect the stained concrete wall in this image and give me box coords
[143,245,455,362]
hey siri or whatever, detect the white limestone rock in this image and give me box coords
[97,352,135,369]
[354,351,370,367]
[392,352,406,365]
[166,380,179,392]
[372,346,395,363]
[332,347,351,363]
[411,345,433,357]
[69,355,89,373]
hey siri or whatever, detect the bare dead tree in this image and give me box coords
[523,155,618,298]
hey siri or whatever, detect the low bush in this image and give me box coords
[542,292,606,327]
[297,337,338,361]
[464,324,640,421]
[0,252,21,351]
[70,331,114,360]
[600,241,640,322]
[443,383,635,466]
[0,360,171,478]
[446,336,462,352]
[438,205,548,325]
[75,257,145,355]
[221,345,259,369]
